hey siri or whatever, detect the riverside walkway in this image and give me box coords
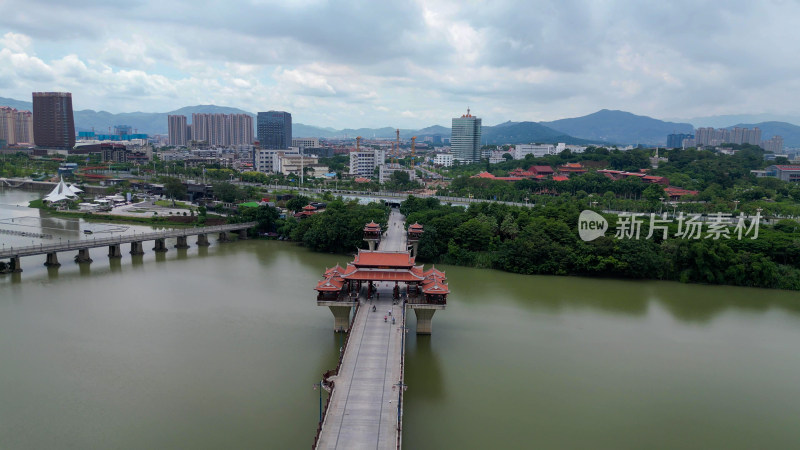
[315,210,408,449]
[0,222,256,271]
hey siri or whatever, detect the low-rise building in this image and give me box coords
[763,165,800,182]
[434,153,454,167]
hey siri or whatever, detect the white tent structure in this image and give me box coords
[67,183,83,195]
[44,178,79,203]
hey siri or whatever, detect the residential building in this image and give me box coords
[762,136,784,153]
[694,126,764,147]
[514,144,554,159]
[379,164,417,184]
[32,92,75,149]
[0,107,16,146]
[434,153,454,167]
[168,115,188,147]
[349,148,385,177]
[292,137,320,149]
[15,110,33,144]
[254,147,300,174]
[451,108,481,163]
[257,111,292,149]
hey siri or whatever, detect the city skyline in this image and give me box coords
[2,1,799,129]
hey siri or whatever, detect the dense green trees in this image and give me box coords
[283,199,388,254]
[400,195,800,291]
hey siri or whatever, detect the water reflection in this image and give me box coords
[406,335,445,400]
[445,265,800,324]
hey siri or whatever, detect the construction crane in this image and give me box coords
[411,136,417,169]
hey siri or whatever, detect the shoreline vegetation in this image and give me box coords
[275,195,800,291]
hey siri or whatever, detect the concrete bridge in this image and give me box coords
[313,213,447,449]
[0,222,256,272]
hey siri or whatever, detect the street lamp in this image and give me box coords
[733,200,740,211]
[659,197,665,214]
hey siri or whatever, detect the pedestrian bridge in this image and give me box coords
[313,212,447,449]
[0,222,256,272]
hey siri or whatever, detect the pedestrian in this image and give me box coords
[384,315,387,322]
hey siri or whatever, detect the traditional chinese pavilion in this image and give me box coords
[363,221,381,250]
[316,247,448,333]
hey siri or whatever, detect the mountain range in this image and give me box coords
[3,96,799,147]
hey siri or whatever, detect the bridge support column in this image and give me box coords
[44,252,60,267]
[237,229,248,240]
[329,305,353,333]
[9,256,22,272]
[153,238,168,252]
[196,233,210,246]
[175,236,190,249]
[413,308,437,334]
[108,244,122,258]
[218,232,229,243]
[74,249,92,264]
[130,241,144,255]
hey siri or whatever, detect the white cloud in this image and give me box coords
[0,1,799,127]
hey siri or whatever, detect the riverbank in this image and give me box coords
[27,199,227,227]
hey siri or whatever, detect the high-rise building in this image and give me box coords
[666,133,693,148]
[257,111,292,149]
[32,92,75,149]
[0,107,16,146]
[15,110,33,144]
[168,115,188,147]
[186,113,253,147]
[451,108,481,163]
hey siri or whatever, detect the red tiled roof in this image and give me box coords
[342,269,425,282]
[315,276,345,292]
[775,165,800,170]
[408,222,423,230]
[352,250,415,268]
[530,165,554,173]
[664,187,699,196]
[364,221,381,231]
[354,177,371,183]
[552,175,569,181]
[472,171,496,179]
[302,204,317,210]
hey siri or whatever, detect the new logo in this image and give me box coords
[578,210,608,241]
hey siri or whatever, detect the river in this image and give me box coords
[1,188,799,449]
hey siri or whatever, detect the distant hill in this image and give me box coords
[482,121,596,145]
[727,121,800,148]
[677,114,800,129]
[0,96,33,111]
[542,109,694,145]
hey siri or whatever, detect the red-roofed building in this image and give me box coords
[664,187,699,200]
[558,162,587,174]
[529,165,554,176]
[552,175,570,182]
[765,165,800,182]
[354,177,371,183]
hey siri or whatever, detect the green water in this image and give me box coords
[1,189,799,449]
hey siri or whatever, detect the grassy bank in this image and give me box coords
[28,199,220,227]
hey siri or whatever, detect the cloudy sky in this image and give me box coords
[1,0,798,128]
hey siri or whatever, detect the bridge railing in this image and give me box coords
[0,222,256,259]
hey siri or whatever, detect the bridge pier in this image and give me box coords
[108,244,122,258]
[236,229,248,240]
[329,305,353,332]
[44,252,60,267]
[196,233,210,246]
[218,231,229,243]
[175,236,190,249]
[9,256,22,272]
[412,308,437,334]
[74,248,93,264]
[153,238,168,252]
[130,241,144,255]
